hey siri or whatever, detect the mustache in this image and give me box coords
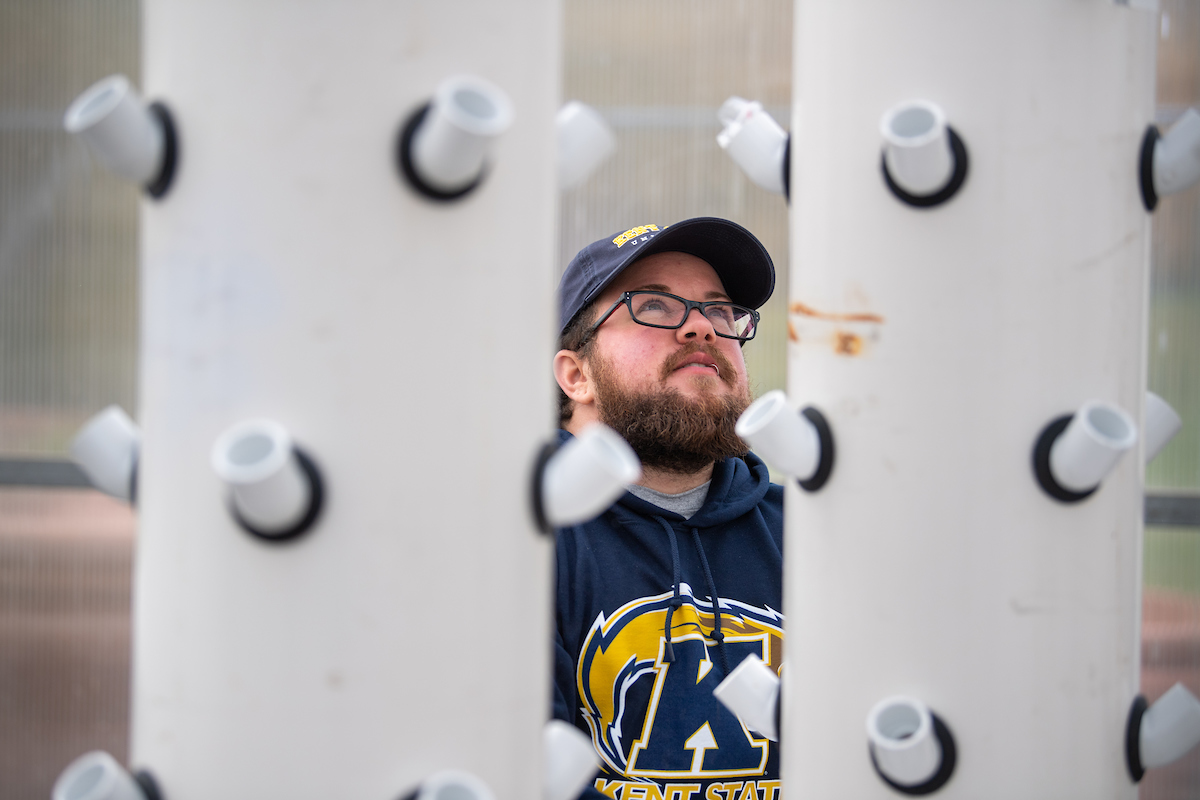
[659,343,738,386]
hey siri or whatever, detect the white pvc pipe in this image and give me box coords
[717,96,788,196]
[735,390,820,481]
[52,751,144,800]
[866,696,942,788]
[880,100,954,196]
[411,75,514,193]
[1145,391,1183,464]
[557,101,616,191]
[211,419,311,535]
[1049,400,1138,493]
[1141,682,1200,769]
[63,74,165,186]
[1153,108,1200,198]
[713,654,780,741]
[69,405,140,502]
[542,423,641,528]
[414,770,496,800]
[543,719,599,800]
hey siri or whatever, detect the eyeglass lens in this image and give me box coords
[628,292,755,339]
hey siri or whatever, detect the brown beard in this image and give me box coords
[589,343,752,475]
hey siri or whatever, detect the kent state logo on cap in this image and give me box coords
[557,217,776,335]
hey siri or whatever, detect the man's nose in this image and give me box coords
[676,307,716,342]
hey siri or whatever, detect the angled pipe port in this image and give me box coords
[211,419,324,542]
[880,100,968,208]
[532,423,641,533]
[557,101,616,191]
[63,74,178,198]
[52,751,162,800]
[69,405,140,503]
[713,654,780,742]
[397,75,513,201]
[399,770,496,800]
[717,96,790,199]
[735,390,835,492]
[1145,391,1183,464]
[1141,108,1200,211]
[1126,682,1200,782]
[543,719,600,800]
[866,696,956,795]
[1033,400,1137,503]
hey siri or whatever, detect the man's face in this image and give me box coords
[582,251,753,474]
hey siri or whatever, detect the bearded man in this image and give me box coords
[552,218,784,800]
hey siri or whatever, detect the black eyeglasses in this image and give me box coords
[588,291,760,342]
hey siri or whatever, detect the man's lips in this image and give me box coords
[662,346,732,382]
[673,356,719,376]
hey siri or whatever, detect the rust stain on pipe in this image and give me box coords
[789,301,884,324]
[834,331,863,355]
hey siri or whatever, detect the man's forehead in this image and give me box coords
[605,251,732,298]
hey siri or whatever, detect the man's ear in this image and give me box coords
[554,349,595,407]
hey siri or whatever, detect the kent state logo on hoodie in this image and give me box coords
[577,584,784,800]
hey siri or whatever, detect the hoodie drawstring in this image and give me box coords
[653,516,730,676]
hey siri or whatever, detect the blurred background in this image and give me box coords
[0,1,1195,798]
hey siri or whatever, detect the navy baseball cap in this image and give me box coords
[558,217,776,335]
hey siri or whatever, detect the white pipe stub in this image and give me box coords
[712,654,780,741]
[717,96,789,198]
[543,719,600,800]
[211,419,324,542]
[1033,400,1137,503]
[1126,683,1200,781]
[880,100,968,208]
[52,751,161,800]
[63,74,178,198]
[1145,391,1183,464]
[533,424,642,532]
[557,101,617,191]
[866,696,957,795]
[402,770,497,800]
[735,390,835,491]
[397,75,514,201]
[69,405,140,503]
[1141,107,1200,211]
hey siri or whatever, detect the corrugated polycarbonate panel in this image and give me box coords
[1143,2,1200,798]
[0,1,140,458]
[559,0,793,398]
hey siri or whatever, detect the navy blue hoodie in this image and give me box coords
[553,431,785,800]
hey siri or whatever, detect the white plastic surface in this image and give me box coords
[416,770,497,800]
[717,96,788,196]
[735,390,820,481]
[543,423,641,527]
[1153,108,1200,198]
[52,751,144,800]
[211,419,310,534]
[712,654,780,741]
[1140,683,1200,769]
[557,101,616,191]
[880,100,954,197]
[63,74,164,186]
[865,697,942,788]
[411,75,514,192]
[69,405,140,502]
[542,720,599,800]
[1049,401,1138,493]
[1144,391,1183,464]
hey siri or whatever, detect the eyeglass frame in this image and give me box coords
[584,290,761,345]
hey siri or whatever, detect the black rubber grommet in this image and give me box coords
[1139,125,1160,213]
[869,712,957,796]
[129,455,139,507]
[134,769,163,800]
[881,126,969,209]
[231,447,324,543]
[1126,694,1148,783]
[530,440,559,535]
[782,133,791,203]
[797,406,835,492]
[396,102,487,202]
[1032,414,1098,503]
[145,102,178,199]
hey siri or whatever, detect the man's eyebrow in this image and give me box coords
[631,284,733,301]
